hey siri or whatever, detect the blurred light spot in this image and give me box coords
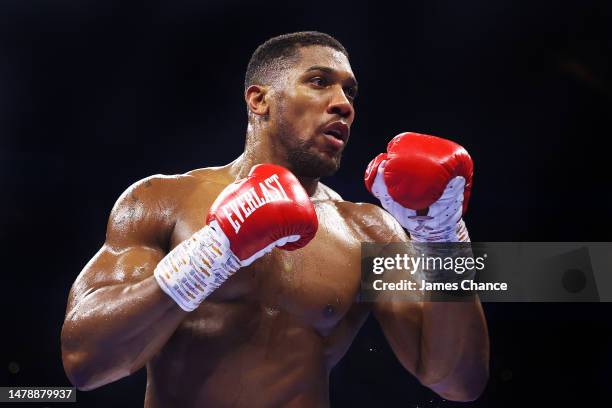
[8,361,19,374]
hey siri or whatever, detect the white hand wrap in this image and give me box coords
[154,221,301,311]
[371,161,470,243]
[154,221,241,311]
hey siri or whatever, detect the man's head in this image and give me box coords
[244,32,357,178]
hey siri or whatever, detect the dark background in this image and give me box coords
[1,0,611,406]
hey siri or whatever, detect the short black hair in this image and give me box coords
[244,31,349,90]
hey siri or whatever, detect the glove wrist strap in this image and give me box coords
[409,218,471,243]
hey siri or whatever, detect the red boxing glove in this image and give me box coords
[207,163,318,265]
[364,132,473,242]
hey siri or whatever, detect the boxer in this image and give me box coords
[61,31,489,407]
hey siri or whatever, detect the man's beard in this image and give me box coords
[286,140,343,178]
[276,119,344,178]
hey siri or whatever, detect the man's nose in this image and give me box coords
[326,85,354,120]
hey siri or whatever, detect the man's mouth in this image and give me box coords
[322,121,350,143]
[324,128,344,140]
[322,132,345,150]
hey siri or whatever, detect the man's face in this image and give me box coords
[269,45,357,178]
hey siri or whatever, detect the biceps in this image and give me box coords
[68,245,165,310]
[373,301,423,374]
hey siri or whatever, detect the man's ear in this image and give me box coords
[245,85,270,117]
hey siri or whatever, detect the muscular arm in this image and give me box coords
[61,176,188,390]
[364,206,489,401]
[375,294,489,401]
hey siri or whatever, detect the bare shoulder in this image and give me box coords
[106,174,184,248]
[106,165,230,249]
[185,164,235,187]
[335,200,408,243]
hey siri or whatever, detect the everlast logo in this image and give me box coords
[222,173,290,234]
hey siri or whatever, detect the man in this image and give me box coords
[61,32,489,407]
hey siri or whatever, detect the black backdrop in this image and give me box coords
[1,0,611,406]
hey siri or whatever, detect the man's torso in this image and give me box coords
[144,165,389,407]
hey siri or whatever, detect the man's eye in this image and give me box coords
[310,77,327,87]
[344,87,357,100]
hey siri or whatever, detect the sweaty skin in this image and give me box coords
[62,44,489,407]
[63,162,404,407]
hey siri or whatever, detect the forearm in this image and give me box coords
[61,276,186,390]
[417,296,489,401]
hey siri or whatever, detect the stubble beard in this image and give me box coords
[276,117,343,179]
